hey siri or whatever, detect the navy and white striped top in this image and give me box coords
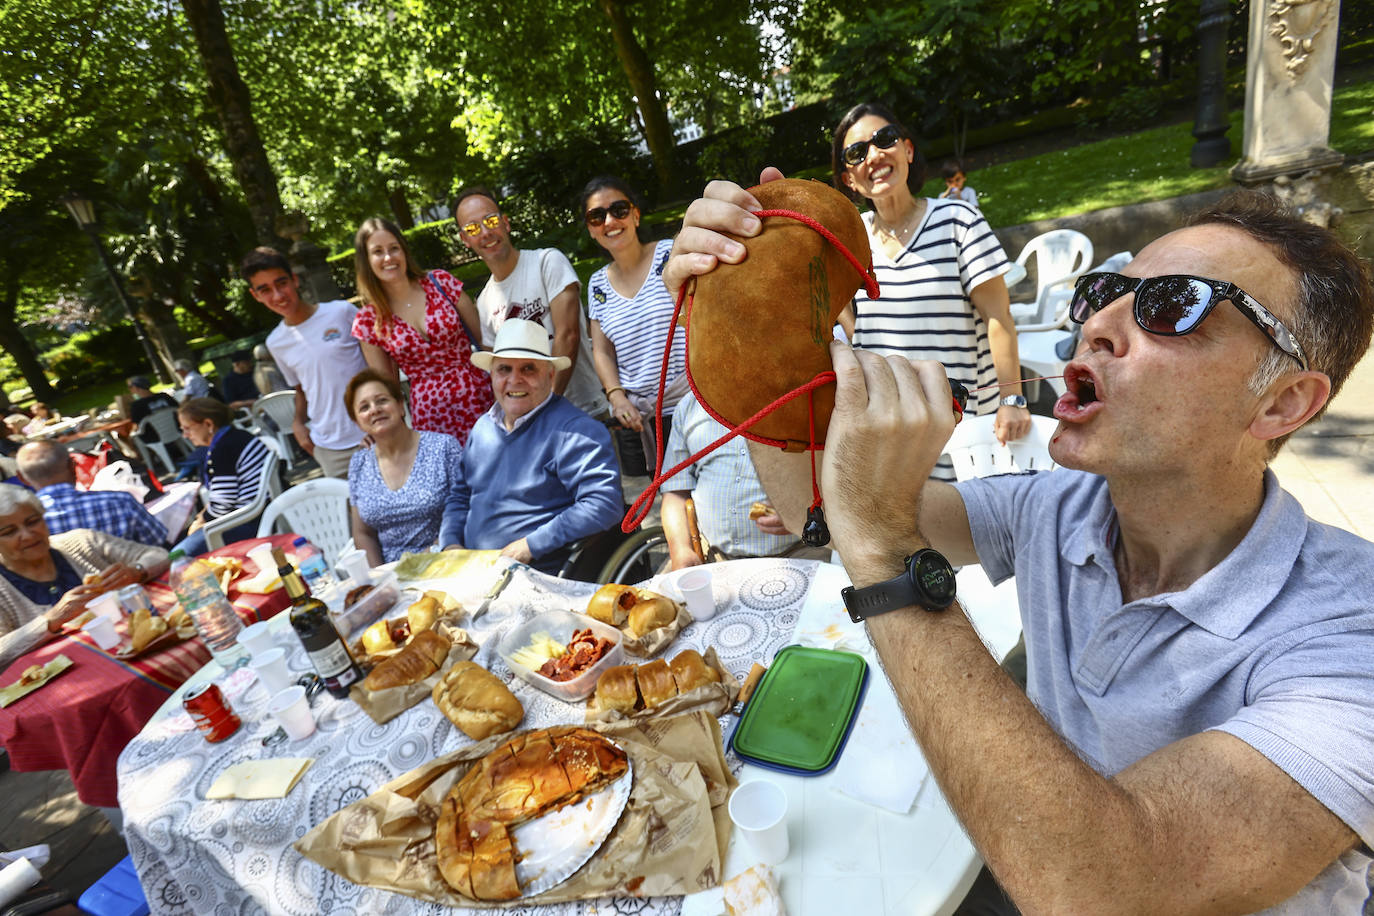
[203,427,270,520]
[587,238,686,403]
[852,198,1010,417]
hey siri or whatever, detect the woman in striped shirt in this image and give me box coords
[172,398,271,556]
[832,103,1030,477]
[580,175,687,462]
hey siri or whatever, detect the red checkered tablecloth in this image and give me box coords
[0,534,296,808]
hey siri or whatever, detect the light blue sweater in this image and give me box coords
[443,395,622,570]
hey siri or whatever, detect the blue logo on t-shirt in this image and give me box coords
[323,326,343,342]
[592,285,607,305]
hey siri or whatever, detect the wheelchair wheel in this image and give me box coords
[597,526,669,584]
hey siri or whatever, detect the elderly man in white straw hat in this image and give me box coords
[441,318,622,574]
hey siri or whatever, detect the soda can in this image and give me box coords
[118,584,153,617]
[182,683,241,743]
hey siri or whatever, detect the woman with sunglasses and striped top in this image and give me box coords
[831,103,1030,478]
[580,175,687,460]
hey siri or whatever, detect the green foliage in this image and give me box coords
[43,324,141,390]
[696,120,777,187]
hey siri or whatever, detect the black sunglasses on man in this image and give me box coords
[1069,272,1308,371]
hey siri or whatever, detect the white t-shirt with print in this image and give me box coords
[266,300,368,450]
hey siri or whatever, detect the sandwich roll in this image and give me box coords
[364,629,453,690]
[587,584,633,627]
[625,588,676,637]
[433,661,524,740]
[636,658,677,708]
[361,619,396,656]
[592,665,641,714]
[668,649,720,694]
[407,595,441,634]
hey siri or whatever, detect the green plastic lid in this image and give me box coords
[730,646,868,774]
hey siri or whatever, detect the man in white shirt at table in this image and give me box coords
[664,172,1374,914]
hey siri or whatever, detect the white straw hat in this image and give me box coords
[470,318,572,372]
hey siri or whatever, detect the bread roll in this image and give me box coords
[626,588,676,637]
[129,608,168,653]
[361,619,395,656]
[433,661,524,740]
[668,649,719,694]
[748,501,772,520]
[408,595,440,634]
[587,584,633,627]
[636,658,677,708]
[364,629,452,690]
[593,665,641,714]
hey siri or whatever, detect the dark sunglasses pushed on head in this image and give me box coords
[585,199,633,227]
[842,124,903,167]
[1069,272,1308,371]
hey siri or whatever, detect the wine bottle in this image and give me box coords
[273,547,361,699]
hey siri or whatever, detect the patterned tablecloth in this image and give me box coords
[116,557,831,915]
[0,534,297,808]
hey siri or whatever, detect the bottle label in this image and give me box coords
[306,641,354,678]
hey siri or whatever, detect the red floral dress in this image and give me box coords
[351,270,494,445]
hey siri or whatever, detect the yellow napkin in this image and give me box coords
[0,655,74,708]
[207,758,314,800]
[392,549,500,582]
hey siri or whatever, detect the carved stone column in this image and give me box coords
[1190,0,1232,167]
[276,211,343,304]
[1232,0,1345,182]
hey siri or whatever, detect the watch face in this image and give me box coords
[913,551,957,604]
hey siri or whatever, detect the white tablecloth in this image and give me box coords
[118,558,1012,915]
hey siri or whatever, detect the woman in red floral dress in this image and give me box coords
[351,217,493,445]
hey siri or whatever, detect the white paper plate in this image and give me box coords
[512,756,633,898]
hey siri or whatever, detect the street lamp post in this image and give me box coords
[60,193,166,382]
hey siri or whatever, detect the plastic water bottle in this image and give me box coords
[292,537,336,594]
[169,550,247,669]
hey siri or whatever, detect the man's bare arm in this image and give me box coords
[292,387,314,456]
[549,282,582,396]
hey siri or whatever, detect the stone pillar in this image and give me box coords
[1232,0,1344,182]
[1190,0,1232,167]
[276,210,343,303]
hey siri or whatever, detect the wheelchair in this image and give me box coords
[558,523,670,585]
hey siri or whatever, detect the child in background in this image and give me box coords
[939,159,980,209]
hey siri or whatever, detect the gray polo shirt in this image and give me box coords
[957,468,1374,913]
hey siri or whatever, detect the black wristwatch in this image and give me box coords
[841,548,957,622]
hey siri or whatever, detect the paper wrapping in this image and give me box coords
[295,710,736,907]
[585,648,740,723]
[349,622,480,725]
[617,600,693,659]
[0,655,73,707]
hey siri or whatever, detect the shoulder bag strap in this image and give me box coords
[427,270,483,351]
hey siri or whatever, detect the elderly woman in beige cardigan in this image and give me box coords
[0,484,169,670]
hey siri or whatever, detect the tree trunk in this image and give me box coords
[180,0,288,250]
[0,275,57,400]
[188,263,252,337]
[388,187,415,231]
[139,297,193,369]
[598,0,676,189]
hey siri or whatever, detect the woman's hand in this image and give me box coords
[500,538,533,564]
[45,585,99,632]
[86,563,145,592]
[609,390,643,431]
[662,168,786,300]
[994,404,1032,445]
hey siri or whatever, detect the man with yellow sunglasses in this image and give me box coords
[452,186,607,419]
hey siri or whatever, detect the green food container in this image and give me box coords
[729,645,869,775]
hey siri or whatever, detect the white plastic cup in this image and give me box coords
[268,685,315,741]
[728,780,789,865]
[86,591,123,622]
[82,614,120,650]
[247,543,278,576]
[237,620,276,658]
[677,568,717,621]
[0,857,42,909]
[249,647,293,694]
[339,550,371,588]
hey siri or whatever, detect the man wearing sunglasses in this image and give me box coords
[665,176,1374,914]
[452,186,607,419]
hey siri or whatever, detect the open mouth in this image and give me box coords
[1054,364,1102,419]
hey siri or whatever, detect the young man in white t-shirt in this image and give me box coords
[243,247,368,478]
[452,187,607,418]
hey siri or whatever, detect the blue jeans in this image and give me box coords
[173,517,261,557]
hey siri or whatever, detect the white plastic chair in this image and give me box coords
[202,443,281,550]
[944,414,1059,482]
[255,477,354,568]
[250,390,299,470]
[1008,230,1094,332]
[132,408,189,477]
[1018,250,1134,399]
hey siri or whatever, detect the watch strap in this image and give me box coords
[842,576,917,623]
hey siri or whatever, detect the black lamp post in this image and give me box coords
[60,193,166,381]
[1190,0,1232,168]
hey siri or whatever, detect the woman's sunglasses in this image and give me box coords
[585,199,633,227]
[1069,272,1308,370]
[842,124,902,167]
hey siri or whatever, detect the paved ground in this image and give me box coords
[3,348,1372,906]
